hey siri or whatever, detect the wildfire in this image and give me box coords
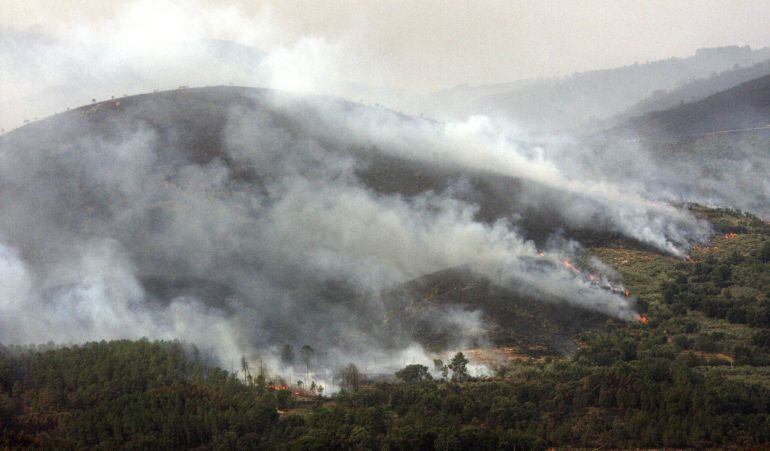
[636,314,649,324]
[562,259,579,273]
[625,288,630,299]
[268,384,289,391]
[723,232,738,239]
[560,258,630,298]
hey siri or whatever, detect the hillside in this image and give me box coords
[0,87,651,364]
[0,85,768,449]
[3,2,770,447]
[383,266,608,356]
[2,85,764,350]
[615,74,770,141]
[609,58,770,126]
[0,85,703,249]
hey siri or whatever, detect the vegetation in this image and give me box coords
[0,340,280,449]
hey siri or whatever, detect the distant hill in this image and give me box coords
[615,74,770,141]
[426,45,770,132]
[608,58,770,126]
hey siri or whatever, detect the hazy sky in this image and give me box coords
[2,0,770,91]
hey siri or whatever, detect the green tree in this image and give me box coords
[752,330,770,350]
[395,364,433,384]
[711,265,732,287]
[300,345,314,381]
[449,352,469,382]
[339,363,361,391]
[240,356,251,383]
[757,240,770,263]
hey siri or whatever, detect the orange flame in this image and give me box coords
[562,259,580,274]
[625,288,630,298]
[637,314,649,324]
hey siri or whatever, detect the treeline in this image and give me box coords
[1,335,768,448]
[273,322,769,449]
[291,360,768,449]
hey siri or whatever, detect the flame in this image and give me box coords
[636,314,649,324]
[538,251,545,257]
[560,257,628,299]
[625,288,630,298]
[562,259,579,274]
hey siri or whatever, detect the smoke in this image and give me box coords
[637,138,770,219]
[4,0,764,380]
[0,86,666,374]
[532,131,770,220]
[0,0,354,132]
[303,108,712,255]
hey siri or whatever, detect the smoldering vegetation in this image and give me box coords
[0,86,717,374]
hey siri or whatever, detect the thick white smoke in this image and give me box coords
[250,97,712,255]
[5,0,762,379]
[0,88,664,372]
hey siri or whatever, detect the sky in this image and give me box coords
[2,0,770,92]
